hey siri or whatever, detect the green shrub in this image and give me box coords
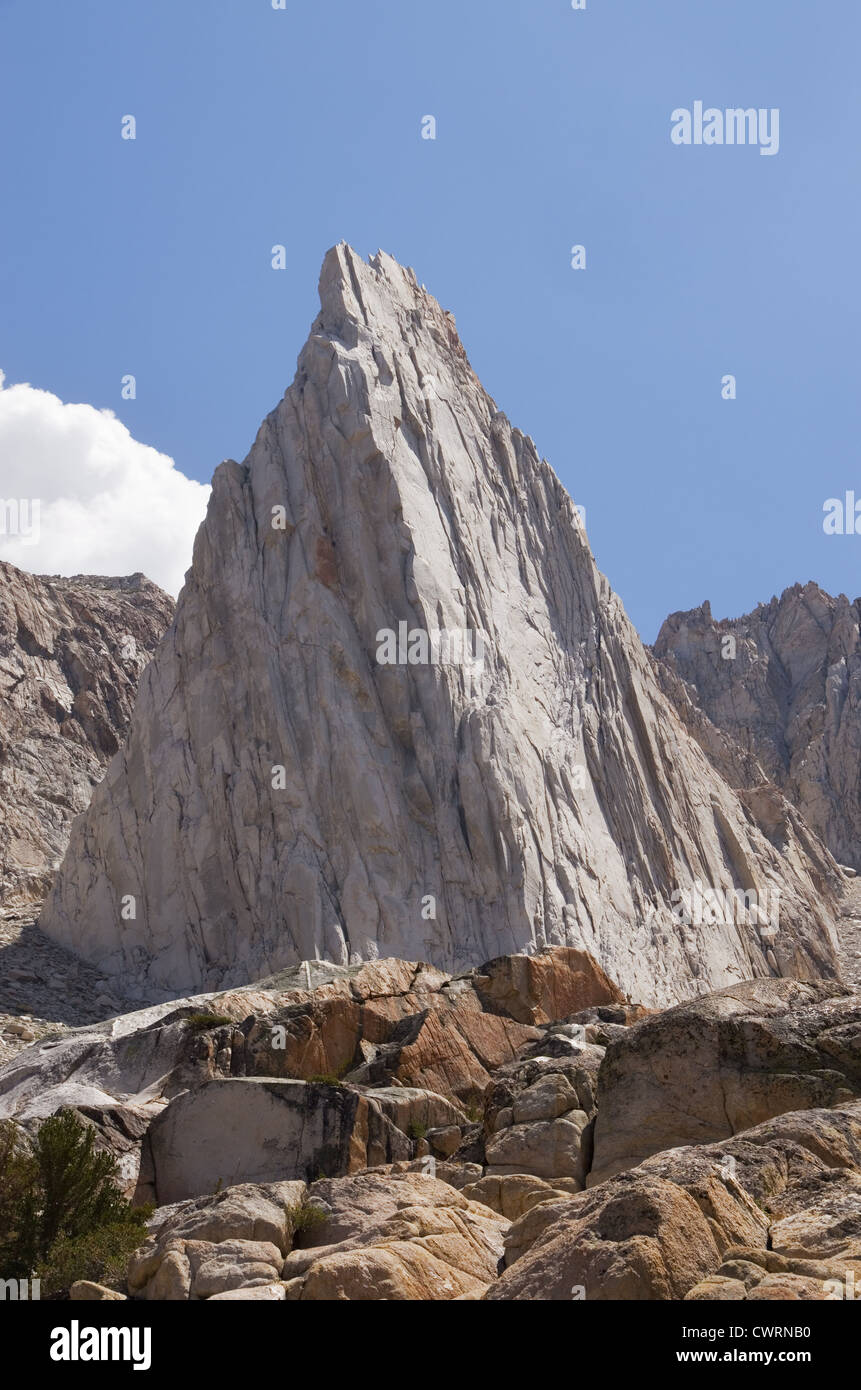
[184,1012,232,1033]
[0,1121,37,1274]
[407,1121,427,1142]
[284,1201,328,1246]
[306,1073,344,1087]
[35,1221,150,1299]
[0,1111,151,1294]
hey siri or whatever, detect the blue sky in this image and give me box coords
[1,0,858,637]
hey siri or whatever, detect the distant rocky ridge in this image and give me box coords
[36,246,845,1007]
[654,583,861,871]
[0,562,174,912]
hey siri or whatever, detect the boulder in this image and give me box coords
[359,1086,468,1137]
[485,1112,590,1183]
[488,1100,861,1301]
[480,1049,602,1181]
[486,1173,720,1300]
[128,1167,508,1302]
[590,980,860,1183]
[462,1174,579,1221]
[282,1170,508,1301]
[69,1281,127,1301]
[145,1078,411,1203]
[208,1282,288,1301]
[189,1240,284,1299]
[473,949,626,1025]
[145,1180,306,1252]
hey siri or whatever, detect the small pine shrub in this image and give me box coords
[184,1013,232,1033]
[35,1221,151,1299]
[284,1201,328,1247]
[0,1111,151,1294]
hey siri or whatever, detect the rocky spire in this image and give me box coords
[38,246,842,1004]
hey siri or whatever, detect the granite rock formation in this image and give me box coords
[0,949,858,1301]
[38,247,843,1005]
[0,563,173,911]
[654,583,861,871]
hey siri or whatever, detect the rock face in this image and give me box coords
[489,1102,861,1302]
[653,584,861,871]
[39,246,842,1006]
[282,1171,508,1301]
[128,1170,509,1301]
[0,945,856,1302]
[145,1079,413,1204]
[0,563,173,911]
[589,979,861,1183]
[0,948,614,1200]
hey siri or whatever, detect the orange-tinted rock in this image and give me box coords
[473,948,627,1026]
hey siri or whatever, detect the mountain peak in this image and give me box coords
[38,251,841,1006]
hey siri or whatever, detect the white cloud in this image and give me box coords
[0,372,210,597]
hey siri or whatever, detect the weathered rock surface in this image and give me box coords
[363,1086,468,1136]
[69,1281,127,1301]
[590,979,861,1183]
[654,584,861,873]
[39,246,841,1007]
[144,1078,413,1204]
[0,562,173,912]
[251,956,541,1106]
[0,951,545,1118]
[125,1179,305,1300]
[3,955,841,1303]
[123,1098,861,1301]
[660,1105,861,1301]
[472,948,625,1024]
[486,1172,720,1300]
[488,1101,861,1300]
[127,1170,508,1301]
[461,1173,581,1220]
[0,948,613,1200]
[480,1047,604,1183]
[281,1170,508,1301]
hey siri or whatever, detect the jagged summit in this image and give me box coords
[38,246,841,1004]
[655,582,861,870]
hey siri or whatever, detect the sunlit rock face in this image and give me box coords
[655,583,861,872]
[39,246,841,1005]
